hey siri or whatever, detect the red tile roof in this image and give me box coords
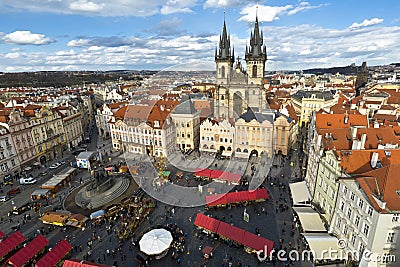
[357,164,400,213]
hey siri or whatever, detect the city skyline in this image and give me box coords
[0,0,399,72]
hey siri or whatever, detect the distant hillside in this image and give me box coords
[302,65,360,75]
[0,70,149,88]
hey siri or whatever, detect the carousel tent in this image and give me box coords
[139,229,173,256]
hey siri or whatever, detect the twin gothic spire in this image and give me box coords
[215,11,267,62]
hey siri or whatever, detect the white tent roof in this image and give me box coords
[289,181,311,205]
[139,229,173,255]
[293,206,326,232]
[302,233,347,261]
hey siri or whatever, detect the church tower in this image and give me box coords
[215,16,234,86]
[245,13,267,86]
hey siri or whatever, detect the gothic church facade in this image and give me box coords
[213,15,267,119]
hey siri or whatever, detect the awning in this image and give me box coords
[289,181,311,206]
[35,239,72,267]
[62,259,112,267]
[194,213,220,233]
[206,188,269,206]
[194,168,241,184]
[293,207,326,232]
[302,233,347,261]
[6,235,48,267]
[242,231,274,253]
[218,221,245,243]
[194,213,274,254]
[0,231,26,260]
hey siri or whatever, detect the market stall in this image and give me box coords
[35,239,72,267]
[0,231,26,262]
[4,235,48,267]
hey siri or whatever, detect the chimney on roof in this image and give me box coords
[350,126,357,139]
[370,152,379,168]
[360,133,367,149]
[344,112,349,124]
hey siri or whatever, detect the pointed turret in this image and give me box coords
[215,15,234,63]
[245,11,267,60]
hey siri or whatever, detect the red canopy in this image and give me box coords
[35,239,72,267]
[194,213,220,233]
[0,231,26,260]
[194,168,241,183]
[206,188,269,206]
[63,259,112,267]
[242,231,274,253]
[0,230,5,239]
[6,235,48,267]
[217,221,245,244]
[194,213,274,253]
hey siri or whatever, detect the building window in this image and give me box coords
[392,214,399,222]
[343,225,348,235]
[350,192,355,201]
[340,201,344,211]
[387,233,395,243]
[358,199,364,209]
[355,216,360,227]
[347,209,352,219]
[252,65,257,77]
[351,233,356,245]
[363,224,369,236]
[221,66,225,78]
[367,207,373,216]
[343,186,348,195]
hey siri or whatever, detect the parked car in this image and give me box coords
[49,163,61,169]
[3,174,13,185]
[0,195,10,202]
[19,177,37,185]
[12,203,31,215]
[7,187,21,196]
[38,171,48,177]
[72,149,86,156]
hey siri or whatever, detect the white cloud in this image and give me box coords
[204,0,242,8]
[1,23,400,72]
[69,0,104,12]
[0,0,196,16]
[239,4,293,22]
[287,1,328,16]
[238,2,328,22]
[2,31,53,45]
[160,0,196,15]
[349,18,384,29]
[67,39,90,47]
[5,52,20,59]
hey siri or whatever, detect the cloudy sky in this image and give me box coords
[0,0,399,72]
